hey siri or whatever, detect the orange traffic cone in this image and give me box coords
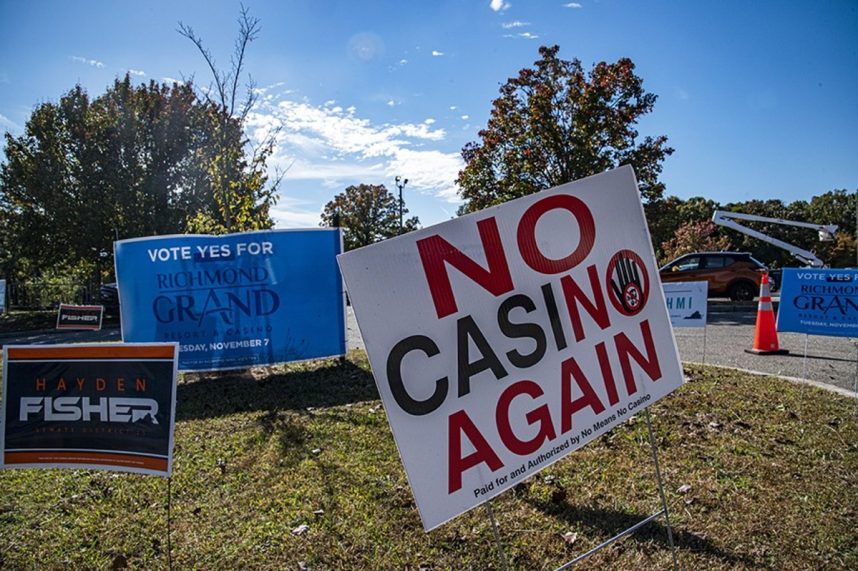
[745,273,789,355]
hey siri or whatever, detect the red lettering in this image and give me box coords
[96,378,106,391]
[560,265,611,342]
[56,378,67,391]
[614,320,662,396]
[117,378,125,392]
[595,342,619,406]
[561,357,606,434]
[496,380,557,455]
[35,378,46,391]
[417,217,514,319]
[448,410,504,493]
[76,378,85,390]
[135,378,147,392]
[517,194,596,274]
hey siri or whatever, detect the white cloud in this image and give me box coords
[502,21,529,28]
[490,0,511,12]
[0,113,22,132]
[563,2,583,8]
[162,77,184,85]
[399,58,408,65]
[128,69,145,77]
[71,56,105,68]
[245,96,463,205]
[505,32,540,39]
[387,99,397,107]
[431,50,444,57]
[461,115,470,120]
[449,105,457,110]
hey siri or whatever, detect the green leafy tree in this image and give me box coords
[457,45,673,213]
[0,77,222,280]
[320,184,419,250]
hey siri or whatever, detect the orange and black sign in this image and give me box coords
[56,304,104,331]
[0,343,178,476]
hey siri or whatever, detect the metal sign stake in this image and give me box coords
[644,408,680,571]
[701,325,708,365]
[167,476,174,571]
[485,498,510,571]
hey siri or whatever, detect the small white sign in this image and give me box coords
[338,166,684,531]
[663,281,708,328]
[0,279,5,313]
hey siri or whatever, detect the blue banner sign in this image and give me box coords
[777,268,858,337]
[115,230,346,371]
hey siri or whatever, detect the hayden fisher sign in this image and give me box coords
[663,282,708,328]
[0,343,178,476]
[338,166,684,531]
[777,268,857,337]
[115,229,346,371]
[56,303,104,330]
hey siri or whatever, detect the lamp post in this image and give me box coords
[395,175,408,233]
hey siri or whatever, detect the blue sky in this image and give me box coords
[1,0,856,227]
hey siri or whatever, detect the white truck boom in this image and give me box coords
[711,210,837,268]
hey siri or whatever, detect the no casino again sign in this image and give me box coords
[338,166,684,531]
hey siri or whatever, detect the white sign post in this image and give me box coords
[663,281,708,328]
[339,166,684,535]
[663,281,709,364]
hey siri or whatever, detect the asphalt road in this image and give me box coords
[347,305,857,396]
[1,305,854,396]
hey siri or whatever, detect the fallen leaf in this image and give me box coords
[677,484,692,494]
[562,531,578,545]
[292,524,310,536]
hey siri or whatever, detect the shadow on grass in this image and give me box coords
[528,496,757,568]
[175,358,379,421]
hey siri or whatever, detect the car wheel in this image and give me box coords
[729,281,756,302]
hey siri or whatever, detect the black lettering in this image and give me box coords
[497,294,547,369]
[386,335,448,416]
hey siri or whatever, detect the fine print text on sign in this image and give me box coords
[56,303,104,331]
[115,230,346,371]
[777,268,858,337]
[339,166,684,531]
[1,343,178,477]
[663,281,708,328]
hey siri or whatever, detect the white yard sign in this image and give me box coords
[663,281,708,328]
[0,279,5,313]
[338,166,684,531]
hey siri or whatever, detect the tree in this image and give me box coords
[457,45,673,213]
[0,77,225,280]
[320,184,419,250]
[659,220,731,265]
[179,4,281,234]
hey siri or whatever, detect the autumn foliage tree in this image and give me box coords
[659,221,732,265]
[320,184,419,251]
[457,45,673,212]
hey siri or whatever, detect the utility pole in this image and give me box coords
[395,176,408,233]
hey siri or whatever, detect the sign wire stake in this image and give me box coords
[167,476,174,571]
[701,325,708,365]
[644,408,680,571]
[485,498,510,571]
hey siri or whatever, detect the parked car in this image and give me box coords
[99,282,120,316]
[659,252,774,301]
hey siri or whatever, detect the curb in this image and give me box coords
[683,361,857,400]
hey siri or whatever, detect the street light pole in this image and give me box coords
[395,176,408,234]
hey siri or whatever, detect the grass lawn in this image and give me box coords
[0,352,855,569]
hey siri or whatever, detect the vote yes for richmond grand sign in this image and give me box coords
[338,166,684,531]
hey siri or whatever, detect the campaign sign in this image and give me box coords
[0,278,5,313]
[663,282,708,328]
[56,303,104,330]
[115,230,346,371]
[338,166,684,531]
[777,268,858,337]
[0,343,178,477]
